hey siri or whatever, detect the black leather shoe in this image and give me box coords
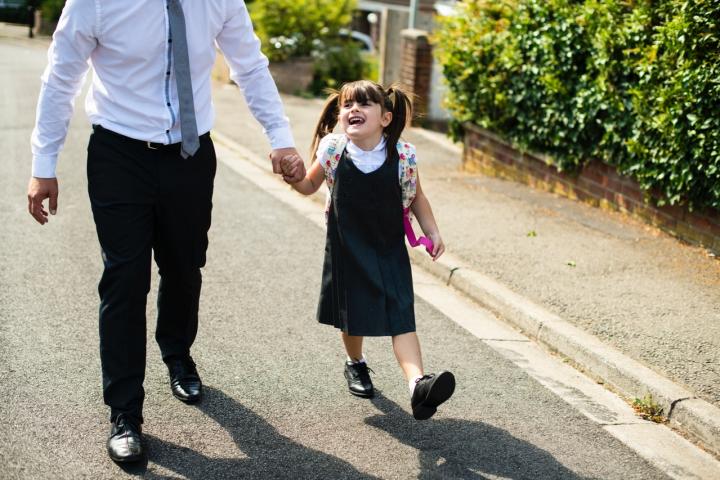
[344,361,374,398]
[166,355,202,403]
[411,371,455,420]
[107,414,144,463]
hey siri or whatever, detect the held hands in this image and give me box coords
[279,153,306,184]
[27,177,59,225]
[269,147,305,184]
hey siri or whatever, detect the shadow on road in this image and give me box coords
[139,386,377,479]
[366,392,590,480]
[111,387,588,479]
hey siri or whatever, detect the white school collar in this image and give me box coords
[346,137,387,156]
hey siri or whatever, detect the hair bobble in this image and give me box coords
[386,88,397,108]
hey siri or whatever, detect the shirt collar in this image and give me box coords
[346,136,386,156]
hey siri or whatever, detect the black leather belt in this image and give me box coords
[92,124,209,151]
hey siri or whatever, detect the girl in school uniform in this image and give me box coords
[281,80,455,420]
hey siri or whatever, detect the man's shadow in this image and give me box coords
[366,392,590,480]
[133,386,377,479]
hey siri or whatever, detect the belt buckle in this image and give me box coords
[146,141,158,150]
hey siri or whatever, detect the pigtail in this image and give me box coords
[310,91,340,162]
[383,84,413,151]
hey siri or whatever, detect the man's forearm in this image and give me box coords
[30,0,96,177]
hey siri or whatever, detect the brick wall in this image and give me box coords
[400,29,432,123]
[464,123,720,253]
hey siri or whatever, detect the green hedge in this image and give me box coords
[434,0,720,210]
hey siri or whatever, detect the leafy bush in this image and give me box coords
[250,0,355,62]
[40,0,64,22]
[250,0,371,95]
[309,40,375,94]
[432,1,517,140]
[434,0,720,210]
[627,1,720,208]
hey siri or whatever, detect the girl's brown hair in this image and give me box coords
[310,80,414,162]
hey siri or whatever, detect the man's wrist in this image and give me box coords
[267,126,295,150]
[32,154,58,178]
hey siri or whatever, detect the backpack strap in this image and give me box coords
[397,141,434,254]
[397,141,417,210]
[320,134,348,218]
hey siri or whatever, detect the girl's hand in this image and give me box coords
[281,154,305,183]
[428,232,445,261]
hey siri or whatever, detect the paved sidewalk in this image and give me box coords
[211,83,720,455]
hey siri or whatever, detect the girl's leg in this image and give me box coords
[341,332,364,361]
[392,332,424,381]
[394,332,455,421]
[341,332,374,397]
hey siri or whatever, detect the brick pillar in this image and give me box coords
[400,29,432,123]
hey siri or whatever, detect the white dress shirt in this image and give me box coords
[31,0,294,178]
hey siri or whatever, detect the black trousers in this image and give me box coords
[87,126,216,421]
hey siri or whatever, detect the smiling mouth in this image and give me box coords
[349,117,365,126]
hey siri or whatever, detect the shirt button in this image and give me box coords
[166,71,170,75]
[166,102,171,106]
[168,39,172,43]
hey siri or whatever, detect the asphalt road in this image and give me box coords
[0,37,676,479]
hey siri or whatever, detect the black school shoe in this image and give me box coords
[166,355,202,404]
[344,361,375,398]
[411,371,456,420]
[107,414,144,463]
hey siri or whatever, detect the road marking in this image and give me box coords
[212,132,720,479]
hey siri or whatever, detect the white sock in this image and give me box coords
[408,375,423,394]
[347,354,366,364]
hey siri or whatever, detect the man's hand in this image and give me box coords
[280,153,305,184]
[27,177,59,225]
[269,147,305,183]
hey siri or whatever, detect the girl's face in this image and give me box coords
[338,97,392,144]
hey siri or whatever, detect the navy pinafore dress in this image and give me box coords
[317,147,415,336]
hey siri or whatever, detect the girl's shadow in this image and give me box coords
[366,392,590,480]
[138,386,377,479]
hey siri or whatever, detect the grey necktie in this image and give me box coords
[167,0,200,158]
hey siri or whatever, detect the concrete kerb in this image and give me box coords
[211,129,720,458]
[407,224,720,458]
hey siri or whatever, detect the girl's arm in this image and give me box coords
[282,154,325,195]
[410,174,446,260]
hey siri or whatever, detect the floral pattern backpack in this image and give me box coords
[319,133,433,254]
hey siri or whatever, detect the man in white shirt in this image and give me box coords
[26,0,304,463]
